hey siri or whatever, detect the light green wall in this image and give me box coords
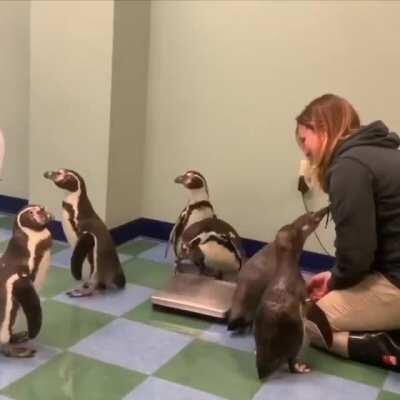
[0,1,30,198]
[2,0,400,253]
[106,0,150,228]
[29,0,114,220]
[142,0,400,251]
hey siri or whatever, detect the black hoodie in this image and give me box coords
[326,121,400,290]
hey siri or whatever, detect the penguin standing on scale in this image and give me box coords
[168,170,215,263]
[44,169,126,297]
[0,205,53,357]
[168,170,244,279]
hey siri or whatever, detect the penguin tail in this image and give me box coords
[256,355,281,380]
[257,362,277,380]
[113,269,126,289]
[227,316,250,331]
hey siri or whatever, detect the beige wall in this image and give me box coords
[2,0,400,254]
[29,0,114,220]
[106,0,150,228]
[0,1,30,198]
[142,0,400,252]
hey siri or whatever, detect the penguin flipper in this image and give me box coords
[224,234,244,268]
[71,232,95,280]
[168,208,188,257]
[304,300,333,348]
[13,277,42,339]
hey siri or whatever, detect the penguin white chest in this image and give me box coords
[23,230,52,290]
[187,208,214,227]
[0,274,20,344]
[200,241,239,272]
[62,207,78,246]
[62,193,80,246]
[34,250,50,290]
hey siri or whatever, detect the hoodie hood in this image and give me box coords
[332,121,400,160]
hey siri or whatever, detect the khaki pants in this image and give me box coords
[307,272,400,357]
[318,272,400,332]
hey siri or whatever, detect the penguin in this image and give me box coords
[180,216,245,279]
[254,207,333,379]
[167,170,215,269]
[44,168,126,297]
[228,206,330,331]
[0,204,53,357]
[228,243,276,331]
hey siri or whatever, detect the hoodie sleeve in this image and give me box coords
[327,157,377,290]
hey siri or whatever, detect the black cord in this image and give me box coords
[301,193,333,256]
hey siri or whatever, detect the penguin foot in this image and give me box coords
[10,331,29,344]
[3,345,36,358]
[174,261,185,275]
[288,360,311,374]
[66,286,95,297]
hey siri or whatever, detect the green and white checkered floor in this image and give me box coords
[0,211,398,400]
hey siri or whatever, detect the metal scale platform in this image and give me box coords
[151,272,237,319]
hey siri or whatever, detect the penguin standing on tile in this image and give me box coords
[228,207,331,331]
[44,169,126,297]
[168,170,216,269]
[228,244,276,331]
[0,205,53,357]
[254,207,332,379]
[180,216,244,279]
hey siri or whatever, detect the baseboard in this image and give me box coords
[0,194,28,213]
[135,217,334,272]
[0,195,334,272]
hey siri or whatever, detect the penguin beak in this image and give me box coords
[313,206,330,222]
[43,170,56,181]
[174,175,185,184]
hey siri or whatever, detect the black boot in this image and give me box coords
[348,331,400,372]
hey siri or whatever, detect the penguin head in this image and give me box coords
[44,169,84,193]
[174,170,209,195]
[17,205,53,232]
[276,206,329,251]
[294,206,329,240]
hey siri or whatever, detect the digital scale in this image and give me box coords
[151,272,237,319]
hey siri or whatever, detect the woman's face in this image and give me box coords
[296,123,323,162]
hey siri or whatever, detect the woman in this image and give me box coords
[296,94,400,371]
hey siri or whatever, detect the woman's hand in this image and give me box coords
[307,271,332,301]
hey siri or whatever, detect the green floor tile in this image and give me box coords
[0,215,14,230]
[124,299,211,336]
[123,258,173,289]
[304,347,388,388]
[39,266,75,298]
[118,239,159,257]
[0,240,7,254]
[378,391,400,400]
[52,241,69,254]
[2,352,145,400]
[39,300,114,349]
[156,339,262,400]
